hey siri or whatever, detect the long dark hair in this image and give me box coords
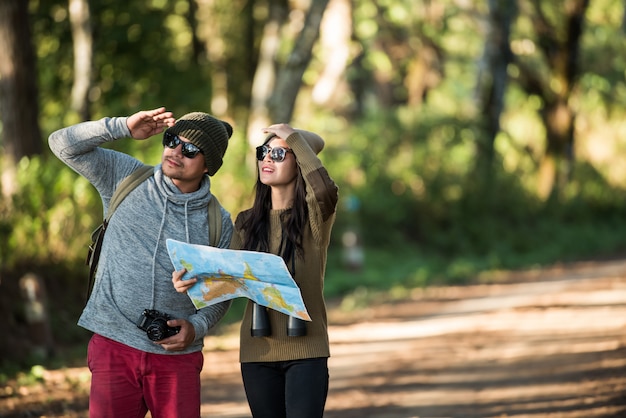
[241,142,308,264]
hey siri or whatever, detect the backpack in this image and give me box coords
[85,165,222,301]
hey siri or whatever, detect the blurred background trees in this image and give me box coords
[1,0,626,367]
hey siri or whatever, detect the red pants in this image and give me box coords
[87,334,203,418]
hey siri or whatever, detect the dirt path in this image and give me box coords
[200,260,626,418]
[2,260,626,417]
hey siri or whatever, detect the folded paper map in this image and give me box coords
[166,239,311,321]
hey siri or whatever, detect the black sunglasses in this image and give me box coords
[162,132,203,159]
[256,145,293,162]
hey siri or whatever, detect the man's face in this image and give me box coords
[161,134,208,192]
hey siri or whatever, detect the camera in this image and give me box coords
[136,309,180,341]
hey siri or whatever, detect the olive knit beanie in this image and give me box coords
[166,112,233,176]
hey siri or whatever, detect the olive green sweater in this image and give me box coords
[232,131,339,362]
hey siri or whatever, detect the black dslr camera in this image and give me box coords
[136,309,180,341]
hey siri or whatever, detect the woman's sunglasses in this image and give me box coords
[256,145,293,162]
[162,132,203,159]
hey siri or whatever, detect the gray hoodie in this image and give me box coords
[49,116,233,354]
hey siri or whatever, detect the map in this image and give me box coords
[166,239,311,321]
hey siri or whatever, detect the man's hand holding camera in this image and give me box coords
[157,318,195,352]
[136,308,196,351]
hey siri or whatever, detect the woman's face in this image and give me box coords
[258,137,297,188]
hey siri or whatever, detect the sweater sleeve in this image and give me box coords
[187,300,232,342]
[286,132,339,242]
[48,117,144,212]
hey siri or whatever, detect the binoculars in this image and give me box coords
[251,303,306,337]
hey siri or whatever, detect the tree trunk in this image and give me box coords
[538,0,588,199]
[187,0,205,65]
[247,0,289,144]
[0,0,42,198]
[516,0,589,199]
[267,0,330,124]
[477,0,516,172]
[69,0,93,121]
[311,0,352,106]
[538,99,575,199]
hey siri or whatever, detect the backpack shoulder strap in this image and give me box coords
[106,165,155,220]
[85,165,154,303]
[207,195,222,247]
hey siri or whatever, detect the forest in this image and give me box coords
[1,0,626,371]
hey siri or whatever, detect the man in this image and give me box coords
[49,107,233,417]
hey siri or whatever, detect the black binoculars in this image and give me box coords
[251,303,306,337]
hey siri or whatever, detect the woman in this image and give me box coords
[173,123,338,417]
[237,123,339,418]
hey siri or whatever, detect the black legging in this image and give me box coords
[241,357,329,418]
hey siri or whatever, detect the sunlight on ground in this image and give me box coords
[2,270,625,418]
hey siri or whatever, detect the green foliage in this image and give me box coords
[321,106,626,299]
[33,0,215,125]
[17,365,46,386]
[1,155,100,268]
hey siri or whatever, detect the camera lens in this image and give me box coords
[146,319,168,341]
